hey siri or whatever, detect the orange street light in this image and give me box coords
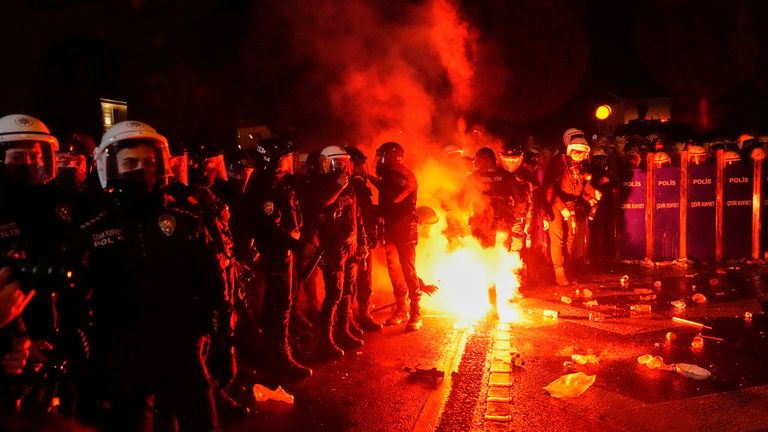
[595,104,612,120]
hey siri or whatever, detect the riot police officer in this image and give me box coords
[344,145,383,332]
[230,137,315,381]
[73,120,227,430]
[307,146,368,358]
[370,142,422,332]
[0,114,62,410]
[462,147,528,250]
[543,136,601,286]
[171,138,246,418]
[48,132,96,193]
[460,147,528,315]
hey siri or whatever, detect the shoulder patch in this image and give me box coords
[263,201,275,215]
[158,214,177,237]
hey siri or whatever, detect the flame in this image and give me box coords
[288,0,525,322]
[417,221,524,324]
[410,157,525,324]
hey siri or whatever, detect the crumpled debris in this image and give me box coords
[561,296,572,304]
[675,363,711,380]
[253,384,295,404]
[637,355,711,380]
[671,300,686,310]
[637,354,673,370]
[692,293,707,304]
[583,300,599,307]
[571,354,599,365]
[544,372,596,398]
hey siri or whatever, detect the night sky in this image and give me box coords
[2,0,767,149]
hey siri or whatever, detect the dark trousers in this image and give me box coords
[548,212,587,268]
[320,245,355,306]
[261,254,294,344]
[384,238,421,304]
[356,252,374,312]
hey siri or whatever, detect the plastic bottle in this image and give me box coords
[637,354,653,365]
[671,300,686,310]
[543,310,559,319]
[691,336,704,349]
[630,304,652,313]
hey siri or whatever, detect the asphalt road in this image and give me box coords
[225,262,768,432]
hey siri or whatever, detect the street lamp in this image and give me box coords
[595,104,612,120]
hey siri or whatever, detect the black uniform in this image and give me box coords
[347,174,377,321]
[308,173,366,353]
[376,164,421,312]
[460,166,528,250]
[164,181,237,390]
[231,174,311,374]
[74,191,226,431]
[0,184,78,413]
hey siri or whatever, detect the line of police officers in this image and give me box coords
[0,113,433,431]
[0,111,602,430]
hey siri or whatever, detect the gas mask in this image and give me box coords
[112,168,155,194]
[2,164,46,187]
[56,167,87,191]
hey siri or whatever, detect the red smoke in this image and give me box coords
[281,0,486,159]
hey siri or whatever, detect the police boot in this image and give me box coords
[554,266,570,286]
[270,340,313,381]
[346,313,365,340]
[334,296,365,350]
[405,301,422,332]
[317,301,345,360]
[358,306,383,332]
[385,298,409,326]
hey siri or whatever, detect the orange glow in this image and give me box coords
[409,159,524,324]
[291,0,525,322]
[430,0,476,110]
[595,105,611,120]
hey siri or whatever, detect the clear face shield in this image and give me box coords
[276,153,294,177]
[568,149,589,163]
[56,151,89,187]
[1,140,55,186]
[688,152,706,166]
[106,139,169,193]
[227,162,254,193]
[169,153,189,185]
[351,158,369,178]
[327,156,351,176]
[499,154,523,172]
[203,154,228,185]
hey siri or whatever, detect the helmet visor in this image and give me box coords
[1,140,56,184]
[499,154,522,172]
[328,156,351,175]
[105,138,170,190]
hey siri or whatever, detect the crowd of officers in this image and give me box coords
[3,112,763,431]
[0,114,429,431]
